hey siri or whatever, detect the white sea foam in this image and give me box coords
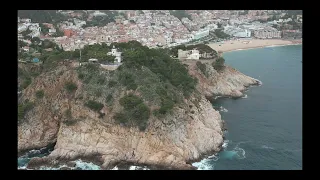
[192,159,214,170]
[192,154,218,170]
[222,140,229,149]
[129,165,150,170]
[214,95,222,100]
[242,94,248,99]
[74,159,101,170]
[234,147,246,159]
[28,149,41,154]
[262,145,275,150]
[111,166,119,170]
[219,106,228,112]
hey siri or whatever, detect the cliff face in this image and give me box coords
[187,61,260,98]
[18,61,259,169]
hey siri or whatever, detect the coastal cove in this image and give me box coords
[193,44,302,170]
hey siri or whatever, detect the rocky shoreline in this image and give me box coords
[18,62,261,170]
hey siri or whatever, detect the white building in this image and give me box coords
[233,29,251,38]
[224,26,251,38]
[254,29,281,39]
[49,28,56,33]
[21,18,31,23]
[107,46,122,63]
[73,18,86,27]
[93,11,106,17]
[18,24,29,33]
[178,49,200,60]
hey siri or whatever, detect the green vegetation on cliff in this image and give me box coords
[75,41,198,131]
[115,94,150,130]
[212,57,226,71]
[169,44,218,58]
[19,41,199,131]
[196,61,209,77]
[18,101,34,122]
[35,90,44,99]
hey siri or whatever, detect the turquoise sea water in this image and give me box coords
[193,44,302,170]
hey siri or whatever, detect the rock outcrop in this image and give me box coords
[18,61,260,169]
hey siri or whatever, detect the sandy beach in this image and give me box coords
[208,39,302,53]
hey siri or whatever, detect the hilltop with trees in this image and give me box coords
[18,40,198,131]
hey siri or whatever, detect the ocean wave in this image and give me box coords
[74,159,101,170]
[261,145,275,150]
[192,158,215,170]
[242,94,248,99]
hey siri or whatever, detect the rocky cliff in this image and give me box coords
[18,61,260,169]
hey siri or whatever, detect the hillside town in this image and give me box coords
[18,10,302,53]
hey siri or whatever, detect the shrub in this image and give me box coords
[30,72,40,77]
[159,98,174,114]
[127,82,138,90]
[213,57,226,71]
[78,73,85,80]
[95,89,102,97]
[97,76,106,85]
[85,100,104,112]
[132,103,150,121]
[114,113,128,124]
[119,72,135,87]
[64,109,72,119]
[35,90,44,99]
[85,63,100,72]
[196,61,209,77]
[18,102,34,122]
[108,80,117,87]
[21,77,32,89]
[106,94,113,103]
[63,119,77,126]
[64,82,77,93]
[117,94,150,131]
[119,94,143,110]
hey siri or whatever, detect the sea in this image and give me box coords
[18,44,302,170]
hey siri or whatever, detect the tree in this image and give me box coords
[85,100,104,112]
[213,57,225,71]
[21,28,32,37]
[18,40,27,48]
[39,23,50,35]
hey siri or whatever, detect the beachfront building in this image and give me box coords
[178,49,200,60]
[224,25,251,38]
[254,29,281,39]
